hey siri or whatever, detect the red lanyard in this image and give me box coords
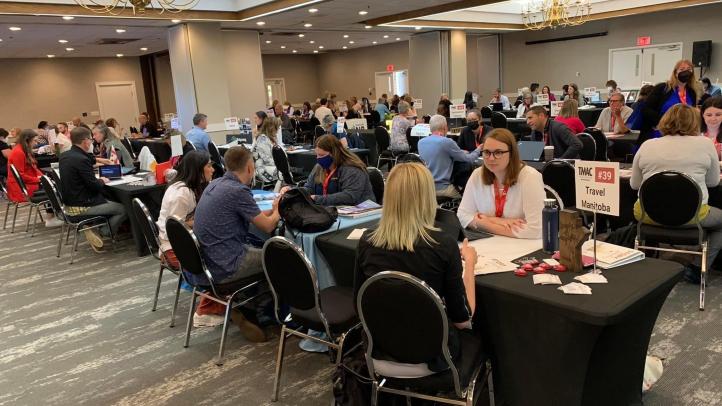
[322,168,337,196]
[678,86,687,105]
[475,126,484,148]
[494,181,509,218]
[610,114,616,132]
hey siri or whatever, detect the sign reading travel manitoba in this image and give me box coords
[574,161,620,216]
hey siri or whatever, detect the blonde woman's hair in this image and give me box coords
[558,99,579,118]
[259,117,280,144]
[667,59,702,101]
[368,163,438,252]
[658,104,700,137]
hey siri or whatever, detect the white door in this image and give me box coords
[609,48,642,89]
[265,78,287,107]
[609,43,683,89]
[642,44,683,85]
[96,81,140,131]
[375,72,393,100]
[394,70,409,96]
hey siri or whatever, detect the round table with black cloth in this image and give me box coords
[131,138,171,163]
[314,228,683,405]
[104,181,165,256]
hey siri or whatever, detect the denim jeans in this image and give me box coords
[84,201,127,236]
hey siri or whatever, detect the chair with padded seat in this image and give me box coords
[367,167,384,205]
[40,175,113,264]
[541,159,576,209]
[122,136,137,160]
[376,126,404,171]
[584,127,610,161]
[272,144,303,187]
[490,112,508,129]
[577,132,597,161]
[357,271,494,406]
[208,141,226,176]
[480,106,493,119]
[262,236,360,402]
[165,216,266,365]
[396,153,424,165]
[9,163,50,236]
[131,198,183,327]
[1,181,22,232]
[634,171,709,311]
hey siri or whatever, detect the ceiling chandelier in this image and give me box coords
[522,0,592,30]
[74,0,200,15]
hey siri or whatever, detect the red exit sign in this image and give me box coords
[386,64,395,72]
[637,36,651,46]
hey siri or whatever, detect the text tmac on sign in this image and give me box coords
[574,160,620,216]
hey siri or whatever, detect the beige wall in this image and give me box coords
[262,54,319,105]
[0,57,147,129]
[410,32,443,117]
[501,3,722,93]
[153,53,177,118]
[449,30,468,101]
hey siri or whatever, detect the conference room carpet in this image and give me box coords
[0,204,720,406]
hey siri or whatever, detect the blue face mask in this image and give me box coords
[317,154,334,170]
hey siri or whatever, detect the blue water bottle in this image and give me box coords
[542,198,559,254]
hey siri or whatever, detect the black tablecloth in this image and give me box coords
[35,154,58,169]
[105,180,165,256]
[315,219,379,287]
[579,108,603,128]
[475,251,682,406]
[132,139,171,163]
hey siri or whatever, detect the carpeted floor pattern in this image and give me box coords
[0,204,720,406]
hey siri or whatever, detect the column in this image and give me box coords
[449,30,468,102]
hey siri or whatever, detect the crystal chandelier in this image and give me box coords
[522,0,592,30]
[74,0,200,15]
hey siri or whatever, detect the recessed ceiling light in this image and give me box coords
[365,25,372,29]
[116,53,124,57]
[313,50,318,53]
[171,19,181,23]
[65,47,74,51]
[396,37,401,41]
[358,10,368,15]
[415,26,422,30]
[265,40,272,44]
[342,46,347,49]
[47,54,55,58]
[298,34,305,38]
[303,23,313,28]
[383,35,389,38]
[318,45,324,49]
[309,40,315,44]
[140,47,148,51]
[0,39,3,42]
[9,27,21,31]
[58,39,68,43]
[372,41,377,44]
[256,21,266,26]
[116,28,126,33]
[62,16,74,21]
[308,8,318,13]
[343,34,349,38]
[349,41,355,44]
[281,45,286,49]
[292,49,297,53]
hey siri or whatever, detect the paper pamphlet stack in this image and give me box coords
[581,240,644,269]
[473,256,518,275]
[337,200,382,218]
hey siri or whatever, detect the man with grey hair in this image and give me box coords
[595,92,633,134]
[185,113,210,151]
[418,114,482,199]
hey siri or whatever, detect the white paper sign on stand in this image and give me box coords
[450,104,467,119]
[336,117,346,133]
[537,93,549,105]
[170,135,183,157]
[410,124,431,138]
[575,160,620,216]
[224,117,240,131]
[413,99,423,109]
[170,117,181,130]
[550,101,565,117]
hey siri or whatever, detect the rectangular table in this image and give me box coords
[131,138,170,163]
[104,179,166,256]
[314,231,682,406]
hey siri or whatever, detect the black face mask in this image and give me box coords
[467,120,480,130]
[677,70,693,83]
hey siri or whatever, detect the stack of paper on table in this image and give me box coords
[337,200,382,218]
[581,240,645,269]
[473,256,518,275]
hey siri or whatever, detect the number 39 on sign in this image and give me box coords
[595,167,615,184]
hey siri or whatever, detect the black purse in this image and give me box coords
[278,187,338,233]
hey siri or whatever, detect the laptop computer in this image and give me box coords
[99,164,123,180]
[435,208,492,242]
[490,102,504,112]
[517,141,545,161]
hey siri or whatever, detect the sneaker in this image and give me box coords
[299,329,329,353]
[193,313,225,328]
[231,309,267,343]
[683,265,701,284]
[44,217,64,228]
[83,228,104,250]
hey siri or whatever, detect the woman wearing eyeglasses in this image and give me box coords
[457,128,545,238]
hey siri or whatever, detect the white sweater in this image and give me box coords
[156,182,197,252]
[457,165,545,239]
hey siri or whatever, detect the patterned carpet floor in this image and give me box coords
[0,204,720,406]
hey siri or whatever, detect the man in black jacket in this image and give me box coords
[526,106,582,159]
[59,127,127,250]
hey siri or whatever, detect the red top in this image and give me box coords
[6,145,42,203]
[554,116,586,135]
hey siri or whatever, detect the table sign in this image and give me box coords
[413,98,423,109]
[163,113,176,122]
[550,101,564,117]
[224,117,240,131]
[537,93,549,105]
[170,117,181,130]
[336,116,346,133]
[559,209,590,273]
[170,135,183,157]
[410,124,431,137]
[450,104,466,119]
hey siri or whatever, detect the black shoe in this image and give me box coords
[683,265,701,284]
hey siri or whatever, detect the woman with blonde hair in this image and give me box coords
[631,104,721,283]
[458,128,545,238]
[640,59,702,145]
[554,99,586,134]
[354,162,478,377]
[252,116,280,185]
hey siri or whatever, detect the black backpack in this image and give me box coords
[278,187,338,233]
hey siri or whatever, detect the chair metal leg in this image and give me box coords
[184,288,197,348]
[152,265,164,312]
[70,228,80,264]
[216,300,234,366]
[700,242,708,311]
[30,205,39,237]
[11,203,18,233]
[334,333,348,366]
[170,275,182,328]
[371,381,380,406]
[3,202,11,230]
[487,363,495,406]
[272,324,289,402]
[56,223,65,258]
[25,203,34,232]
[65,225,72,244]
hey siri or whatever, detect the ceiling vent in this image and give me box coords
[95,38,141,45]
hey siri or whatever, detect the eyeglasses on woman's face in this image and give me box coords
[481,149,510,159]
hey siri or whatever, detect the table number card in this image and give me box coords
[450,104,466,119]
[224,117,240,131]
[550,101,564,117]
[537,93,549,105]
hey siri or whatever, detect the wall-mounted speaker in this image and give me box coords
[693,40,712,68]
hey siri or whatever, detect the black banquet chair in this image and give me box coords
[490,111,508,129]
[262,236,360,401]
[397,153,424,164]
[9,163,50,236]
[207,141,226,176]
[357,271,494,406]
[541,159,576,209]
[131,198,183,327]
[366,167,384,204]
[40,175,113,264]
[585,127,610,161]
[634,171,709,311]
[577,132,597,161]
[165,217,266,365]
[272,145,302,186]
[480,106,493,119]
[376,126,402,170]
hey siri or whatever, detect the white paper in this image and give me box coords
[105,175,144,186]
[170,135,183,157]
[533,274,562,285]
[337,117,346,133]
[473,256,518,275]
[558,282,592,295]
[543,258,560,266]
[550,101,564,117]
[450,104,467,119]
[410,124,431,138]
[575,161,620,216]
[413,98,423,109]
[347,228,367,240]
[224,117,240,131]
[581,240,645,269]
[574,273,608,284]
[170,117,180,130]
[536,93,549,104]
